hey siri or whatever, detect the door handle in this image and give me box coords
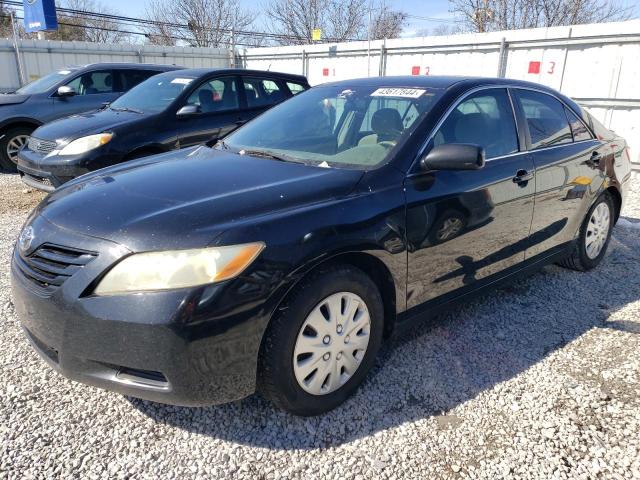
[513,169,534,184]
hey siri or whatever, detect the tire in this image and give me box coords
[0,126,33,172]
[258,264,384,416]
[558,192,614,271]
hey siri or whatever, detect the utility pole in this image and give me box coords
[230,27,235,68]
[10,10,25,87]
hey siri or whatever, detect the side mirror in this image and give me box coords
[420,143,485,171]
[56,85,76,98]
[176,105,200,117]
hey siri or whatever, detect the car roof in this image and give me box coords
[156,68,308,83]
[69,63,183,71]
[319,75,560,94]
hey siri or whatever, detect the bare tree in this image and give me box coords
[144,0,254,47]
[431,24,461,36]
[370,4,408,39]
[450,0,633,32]
[265,0,367,45]
[0,1,16,38]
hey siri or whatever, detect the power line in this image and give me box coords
[404,14,459,24]
[3,0,362,43]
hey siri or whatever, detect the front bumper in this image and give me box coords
[11,216,269,406]
[17,148,90,192]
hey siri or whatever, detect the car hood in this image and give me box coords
[0,93,30,105]
[32,108,146,141]
[36,147,364,251]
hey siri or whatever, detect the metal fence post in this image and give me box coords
[301,49,307,76]
[378,40,386,77]
[10,10,25,87]
[497,37,508,78]
[558,27,573,92]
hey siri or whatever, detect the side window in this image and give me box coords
[565,107,593,142]
[433,89,519,159]
[65,70,114,95]
[286,81,306,95]
[117,70,157,92]
[516,90,572,149]
[186,77,239,113]
[243,77,287,108]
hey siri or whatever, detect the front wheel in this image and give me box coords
[0,126,33,172]
[258,265,384,416]
[558,192,614,271]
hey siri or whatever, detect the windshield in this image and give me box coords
[15,69,76,95]
[221,85,443,170]
[110,72,196,113]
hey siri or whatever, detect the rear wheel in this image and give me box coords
[0,126,33,172]
[558,192,614,271]
[258,265,384,416]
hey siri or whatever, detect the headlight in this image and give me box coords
[59,133,113,155]
[94,242,265,295]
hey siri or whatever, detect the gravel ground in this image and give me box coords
[1,172,639,479]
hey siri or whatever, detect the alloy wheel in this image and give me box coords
[7,134,29,164]
[293,292,371,395]
[585,201,611,259]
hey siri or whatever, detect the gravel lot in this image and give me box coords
[1,172,639,479]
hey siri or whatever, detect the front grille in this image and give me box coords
[15,243,97,295]
[27,137,57,155]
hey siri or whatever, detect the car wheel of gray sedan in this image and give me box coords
[558,191,614,271]
[0,126,33,172]
[258,264,384,416]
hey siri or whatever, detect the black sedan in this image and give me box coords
[0,63,180,171]
[12,76,631,416]
[17,68,309,191]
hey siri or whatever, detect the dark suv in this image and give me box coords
[17,68,310,191]
[0,63,181,171]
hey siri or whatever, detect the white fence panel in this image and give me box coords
[0,38,230,91]
[245,20,640,165]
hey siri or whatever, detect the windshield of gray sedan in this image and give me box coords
[222,85,443,169]
[15,69,76,94]
[109,73,196,113]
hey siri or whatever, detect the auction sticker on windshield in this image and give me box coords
[371,88,426,98]
[171,78,194,85]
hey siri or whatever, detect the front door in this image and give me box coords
[54,70,120,117]
[177,76,243,148]
[405,88,536,309]
[512,89,606,259]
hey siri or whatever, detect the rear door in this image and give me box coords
[238,76,289,124]
[512,88,604,259]
[404,87,536,308]
[114,69,159,94]
[53,69,120,117]
[176,75,243,148]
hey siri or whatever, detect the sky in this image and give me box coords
[106,0,459,37]
[73,0,640,41]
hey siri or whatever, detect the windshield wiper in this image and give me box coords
[240,149,294,162]
[110,106,143,114]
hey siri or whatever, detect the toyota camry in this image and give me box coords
[12,76,631,416]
